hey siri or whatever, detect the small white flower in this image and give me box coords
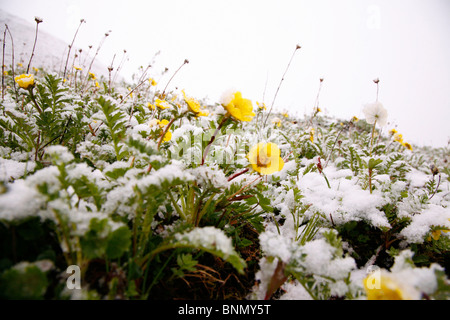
[363,102,388,127]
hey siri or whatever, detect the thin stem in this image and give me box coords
[227,176,261,201]
[2,27,6,100]
[429,174,441,200]
[370,120,377,155]
[201,116,228,165]
[161,59,189,98]
[63,19,85,79]
[5,25,17,97]
[28,88,42,113]
[26,18,42,74]
[263,44,301,128]
[227,167,249,182]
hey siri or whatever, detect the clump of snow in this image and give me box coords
[259,230,293,262]
[189,165,229,189]
[0,179,44,222]
[295,237,356,280]
[400,204,450,243]
[45,145,75,164]
[297,165,390,229]
[175,226,235,258]
[0,157,36,181]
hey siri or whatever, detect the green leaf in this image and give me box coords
[0,264,48,299]
[106,226,132,260]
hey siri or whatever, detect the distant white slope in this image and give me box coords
[0,9,109,79]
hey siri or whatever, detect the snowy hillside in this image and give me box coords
[0,9,108,78]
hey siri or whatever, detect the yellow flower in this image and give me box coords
[256,101,267,110]
[158,119,170,129]
[427,220,450,241]
[351,116,359,122]
[282,112,289,118]
[389,128,398,135]
[95,81,100,88]
[17,63,23,67]
[394,133,403,144]
[157,119,172,142]
[74,66,83,71]
[271,117,281,127]
[182,90,209,117]
[3,70,8,75]
[221,91,255,122]
[309,128,315,142]
[403,142,413,151]
[363,272,419,300]
[247,142,284,175]
[162,130,172,142]
[148,102,156,110]
[155,98,171,110]
[149,78,157,86]
[14,74,35,89]
[89,72,96,80]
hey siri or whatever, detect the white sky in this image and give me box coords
[2,0,450,148]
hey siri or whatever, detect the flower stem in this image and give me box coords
[263,44,301,128]
[369,119,377,155]
[26,18,42,74]
[161,59,189,98]
[201,115,228,165]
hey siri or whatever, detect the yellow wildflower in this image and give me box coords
[17,63,23,67]
[158,119,170,129]
[155,98,171,110]
[221,91,255,122]
[427,220,450,241]
[162,130,172,142]
[157,119,172,142]
[351,116,359,122]
[89,72,96,80]
[247,142,284,175]
[3,70,8,75]
[403,142,413,151]
[74,66,83,71]
[148,102,156,110]
[182,90,209,117]
[256,102,267,110]
[149,78,157,86]
[309,128,315,142]
[389,128,398,135]
[282,112,289,118]
[95,81,100,88]
[394,133,403,144]
[271,117,281,127]
[14,74,35,89]
[363,271,419,300]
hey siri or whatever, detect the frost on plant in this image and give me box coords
[0,35,449,300]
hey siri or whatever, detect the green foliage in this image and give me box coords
[0,263,49,299]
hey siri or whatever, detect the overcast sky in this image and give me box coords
[2,0,450,148]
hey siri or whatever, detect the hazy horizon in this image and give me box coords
[1,0,450,148]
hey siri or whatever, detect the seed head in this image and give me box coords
[430,164,439,176]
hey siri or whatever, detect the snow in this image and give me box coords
[297,165,391,228]
[0,157,36,181]
[175,226,236,258]
[400,204,450,243]
[0,179,43,221]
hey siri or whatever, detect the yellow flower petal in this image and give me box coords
[247,142,284,175]
[222,91,255,122]
[14,74,35,89]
